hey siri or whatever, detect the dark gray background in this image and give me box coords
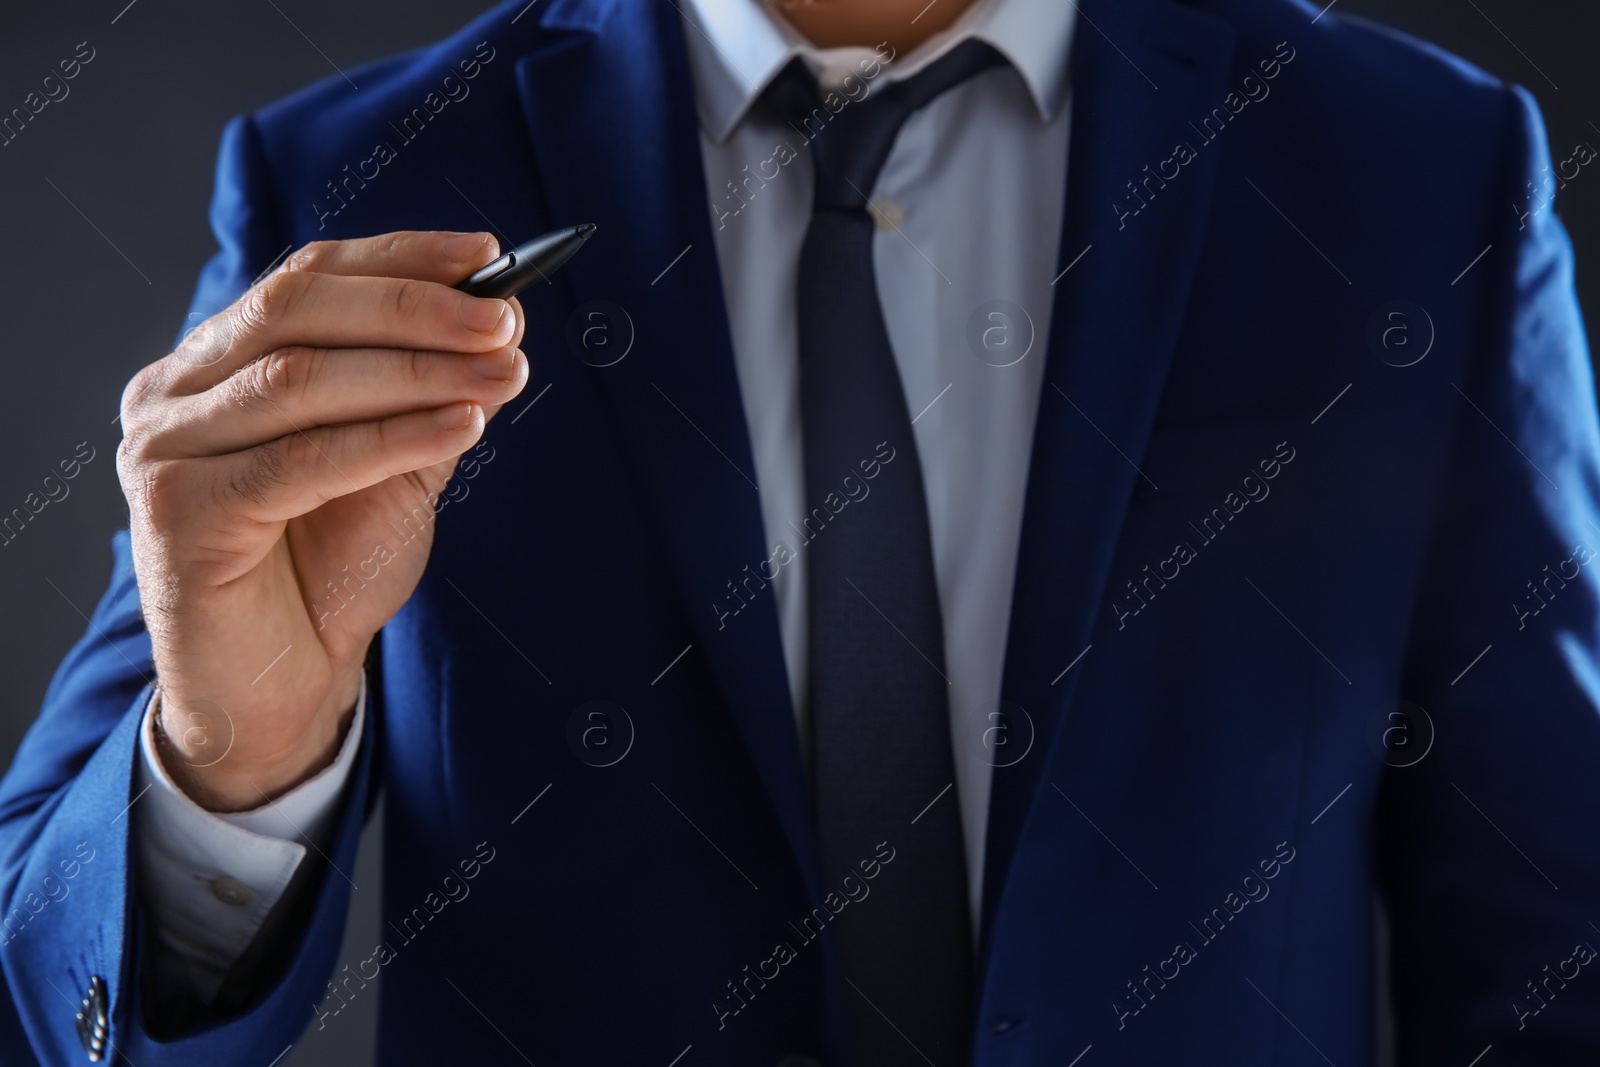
[0,1,1593,1064]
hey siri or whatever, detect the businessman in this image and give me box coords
[3,0,1599,1062]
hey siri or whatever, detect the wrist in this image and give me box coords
[154,665,364,812]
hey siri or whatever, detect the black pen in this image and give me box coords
[456,223,596,299]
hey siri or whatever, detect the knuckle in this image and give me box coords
[225,441,290,507]
[386,278,433,324]
[114,435,141,487]
[173,310,235,370]
[118,366,178,462]
[370,417,409,476]
[144,465,190,528]
[406,347,432,388]
[379,231,409,260]
[121,456,185,527]
[116,419,154,467]
[269,347,319,404]
[222,355,270,413]
[231,347,316,411]
[283,240,336,274]
[240,271,305,331]
[120,364,159,422]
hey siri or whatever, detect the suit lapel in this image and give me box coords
[979,0,1238,957]
[515,0,824,898]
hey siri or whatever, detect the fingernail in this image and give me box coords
[433,401,476,429]
[469,348,517,380]
[444,232,491,262]
[458,296,508,334]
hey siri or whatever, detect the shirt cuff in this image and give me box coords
[132,674,366,1005]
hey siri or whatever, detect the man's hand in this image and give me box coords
[117,231,527,811]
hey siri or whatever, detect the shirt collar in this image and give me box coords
[680,0,1076,144]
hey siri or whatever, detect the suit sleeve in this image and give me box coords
[0,114,379,1065]
[1379,84,1600,1058]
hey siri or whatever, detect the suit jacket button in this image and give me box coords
[74,975,108,1061]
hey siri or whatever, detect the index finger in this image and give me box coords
[278,230,502,285]
[280,231,526,352]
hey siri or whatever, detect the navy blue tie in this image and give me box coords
[764,39,1006,1067]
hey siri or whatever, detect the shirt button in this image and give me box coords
[211,876,253,907]
[871,199,905,231]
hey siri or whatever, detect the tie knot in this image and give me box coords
[760,38,1006,212]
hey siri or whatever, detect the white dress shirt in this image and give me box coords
[685,0,1073,930]
[134,0,1075,1001]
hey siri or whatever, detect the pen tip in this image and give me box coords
[575,222,597,239]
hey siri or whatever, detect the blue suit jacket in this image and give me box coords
[4,0,1599,1062]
